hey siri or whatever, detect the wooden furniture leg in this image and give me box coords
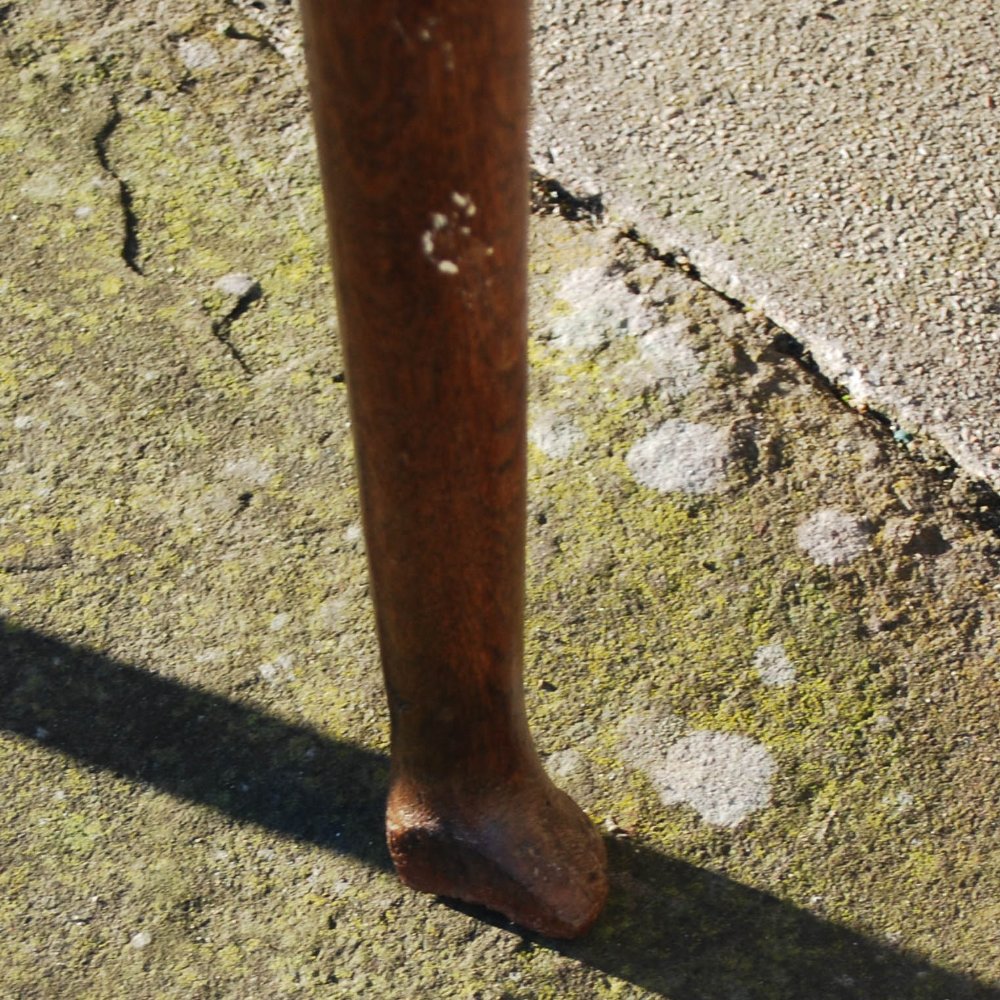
[299,0,608,938]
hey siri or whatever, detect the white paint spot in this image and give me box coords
[421,213,449,258]
[20,170,63,202]
[796,508,870,565]
[626,420,731,494]
[753,642,796,687]
[259,653,294,684]
[129,930,152,949]
[647,730,776,827]
[617,709,687,770]
[544,748,587,783]
[529,410,585,459]
[451,191,476,215]
[421,210,466,275]
[177,38,219,71]
[543,748,596,803]
[222,457,275,487]
[318,595,349,628]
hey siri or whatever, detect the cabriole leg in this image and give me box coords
[299,0,608,938]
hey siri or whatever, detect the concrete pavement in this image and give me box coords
[2,2,999,996]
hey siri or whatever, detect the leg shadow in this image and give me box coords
[453,838,998,999]
[3,621,996,998]
[0,620,389,869]
[562,839,1000,999]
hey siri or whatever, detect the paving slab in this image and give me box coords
[1,3,999,998]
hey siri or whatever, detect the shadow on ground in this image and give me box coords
[2,623,996,1000]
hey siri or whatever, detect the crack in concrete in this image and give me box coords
[94,97,143,276]
[0,560,71,574]
[530,171,604,224]
[223,0,302,68]
[210,283,262,377]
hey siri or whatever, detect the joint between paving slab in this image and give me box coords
[531,170,1000,540]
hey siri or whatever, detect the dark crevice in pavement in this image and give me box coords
[624,225,1000,539]
[221,22,280,53]
[531,171,605,224]
[0,558,71,574]
[211,282,262,376]
[530,172,1000,540]
[94,97,144,276]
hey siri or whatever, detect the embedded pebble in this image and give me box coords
[626,419,731,494]
[214,272,259,298]
[796,508,870,565]
[528,410,585,459]
[646,730,776,827]
[177,38,220,71]
[129,930,152,949]
[753,642,796,687]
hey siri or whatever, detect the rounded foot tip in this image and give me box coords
[387,775,608,939]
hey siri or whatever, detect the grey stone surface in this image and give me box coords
[796,507,872,565]
[626,419,733,494]
[532,0,1000,490]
